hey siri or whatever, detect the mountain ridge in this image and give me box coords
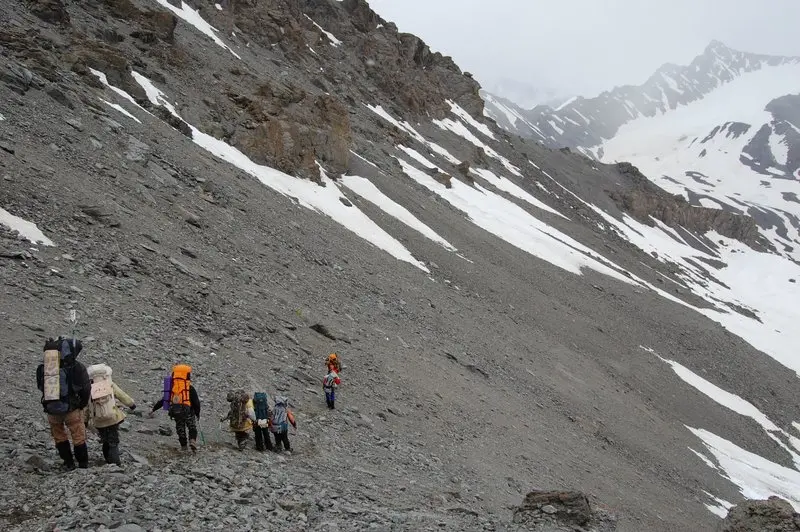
[483,40,800,150]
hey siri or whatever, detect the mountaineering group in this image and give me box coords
[35,336,343,470]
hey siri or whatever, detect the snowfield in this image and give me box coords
[601,62,800,263]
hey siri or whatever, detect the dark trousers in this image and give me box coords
[273,431,291,451]
[98,423,121,465]
[324,388,336,409]
[254,425,273,451]
[173,407,198,447]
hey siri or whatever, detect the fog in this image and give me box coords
[368,0,800,103]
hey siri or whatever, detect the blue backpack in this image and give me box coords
[270,397,289,433]
[253,392,269,421]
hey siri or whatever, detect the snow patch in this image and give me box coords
[0,113,5,121]
[652,351,780,432]
[688,427,800,511]
[367,104,459,164]
[470,168,566,219]
[397,157,637,284]
[555,96,577,111]
[0,207,54,246]
[447,100,495,139]
[340,175,456,251]
[703,491,734,518]
[769,131,789,166]
[98,98,141,123]
[547,120,564,136]
[432,116,522,176]
[304,14,342,46]
[152,1,240,59]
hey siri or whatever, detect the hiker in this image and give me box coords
[322,366,341,409]
[252,392,273,452]
[85,364,136,466]
[325,353,341,373]
[270,396,297,453]
[220,390,255,450]
[150,364,201,452]
[36,337,91,470]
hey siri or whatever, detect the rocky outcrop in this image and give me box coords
[229,0,483,119]
[26,0,70,25]
[512,490,617,531]
[231,89,352,180]
[610,163,771,251]
[718,497,800,531]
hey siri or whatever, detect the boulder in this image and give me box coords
[718,497,800,532]
[27,0,70,25]
[512,490,616,531]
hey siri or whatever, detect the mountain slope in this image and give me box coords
[1,2,800,531]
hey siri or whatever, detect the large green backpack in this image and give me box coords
[226,390,249,428]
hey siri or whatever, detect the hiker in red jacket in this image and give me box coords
[322,366,341,409]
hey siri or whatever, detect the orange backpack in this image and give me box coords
[169,364,192,414]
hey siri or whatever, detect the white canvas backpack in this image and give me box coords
[87,364,117,425]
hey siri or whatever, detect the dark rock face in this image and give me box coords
[512,490,617,531]
[230,0,482,119]
[718,497,800,532]
[27,0,70,25]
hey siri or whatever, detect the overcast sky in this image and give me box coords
[368,0,800,101]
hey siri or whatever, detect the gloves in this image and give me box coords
[129,404,136,411]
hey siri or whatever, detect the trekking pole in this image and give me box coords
[197,418,206,445]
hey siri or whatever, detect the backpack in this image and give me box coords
[87,364,116,424]
[227,390,249,428]
[39,338,79,415]
[168,364,192,416]
[270,396,289,433]
[253,392,270,421]
[326,353,341,372]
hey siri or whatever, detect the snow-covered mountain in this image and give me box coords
[485,41,800,262]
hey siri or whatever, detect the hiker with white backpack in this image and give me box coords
[85,364,136,466]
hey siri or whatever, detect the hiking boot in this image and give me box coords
[189,440,197,453]
[74,443,89,469]
[56,441,75,470]
[237,439,247,451]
